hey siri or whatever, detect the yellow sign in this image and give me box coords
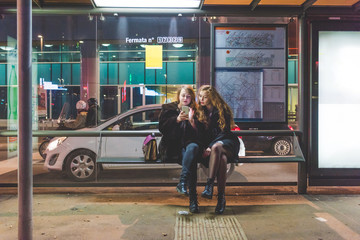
[145,45,163,69]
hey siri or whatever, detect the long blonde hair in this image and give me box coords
[197,85,235,130]
[176,85,198,110]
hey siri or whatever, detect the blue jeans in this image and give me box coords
[180,143,199,194]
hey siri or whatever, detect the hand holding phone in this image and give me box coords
[182,106,190,115]
[177,105,190,123]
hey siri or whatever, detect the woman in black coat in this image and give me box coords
[159,85,202,213]
[197,85,239,214]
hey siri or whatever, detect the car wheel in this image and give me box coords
[38,140,50,160]
[65,149,97,181]
[272,138,292,155]
[199,163,235,179]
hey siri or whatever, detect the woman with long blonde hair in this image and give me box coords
[159,85,202,213]
[197,85,239,214]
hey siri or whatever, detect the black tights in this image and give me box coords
[208,142,229,195]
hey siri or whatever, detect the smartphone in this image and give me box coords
[181,106,190,115]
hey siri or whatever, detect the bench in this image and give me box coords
[238,155,304,162]
[237,135,304,163]
[0,130,306,192]
[95,130,306,193]
[235,132,306,193]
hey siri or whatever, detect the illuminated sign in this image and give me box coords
[157,37,183,43]
[125,36,183,44]
[40,78,67,90]
[146,45,163,69]
[140,86,164,96]
[126,37,152,43]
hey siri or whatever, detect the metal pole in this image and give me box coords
[17,0,33,238]
[297,14,307,194]
[49,90,52,119]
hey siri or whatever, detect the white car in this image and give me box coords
[43,104,244,181]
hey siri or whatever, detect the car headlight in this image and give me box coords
[47,137,67,151]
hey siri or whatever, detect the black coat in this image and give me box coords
[85,105,101,127]
[201,107,240,163]
[158,102,203,163]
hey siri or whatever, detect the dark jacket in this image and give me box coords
[202,107,239,161]
[158,102,202,163]
[86,105,101,127]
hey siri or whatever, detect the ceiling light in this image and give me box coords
[44,44,53,47]
[88,13,94,21]
[113,13,118,16]
[100,14,105,21]
[0,46,14,51]
[191,14,196,22]
[173,44,183,48]
[93,0,201,8]
[102,43,110,47]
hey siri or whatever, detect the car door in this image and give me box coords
[101,109,161,161]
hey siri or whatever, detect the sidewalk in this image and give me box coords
[1,187,360,240]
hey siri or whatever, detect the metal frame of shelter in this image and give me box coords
[4,0,360,238]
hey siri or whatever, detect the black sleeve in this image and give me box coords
[194,119,206,148]
[158,104,181,139]
[224,112,232,132]
[85,109,95,127]
[207,111,234,148]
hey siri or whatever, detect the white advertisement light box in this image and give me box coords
[318,31,360,168]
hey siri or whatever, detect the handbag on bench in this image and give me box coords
[143,135,158,162]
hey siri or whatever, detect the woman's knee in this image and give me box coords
[186,142,200,154]
[211,142,224,154]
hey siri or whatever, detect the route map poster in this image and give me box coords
[216,71,263,119]
[213,26,287,122]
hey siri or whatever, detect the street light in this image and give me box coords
[38,34,43,52]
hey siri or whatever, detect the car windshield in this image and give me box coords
[103,108,161,131]
[87,107,135,128]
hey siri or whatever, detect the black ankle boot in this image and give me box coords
[201,178,214,199]
[189,194,199,213]
[215,193,226,214]
[176,181,188,195]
